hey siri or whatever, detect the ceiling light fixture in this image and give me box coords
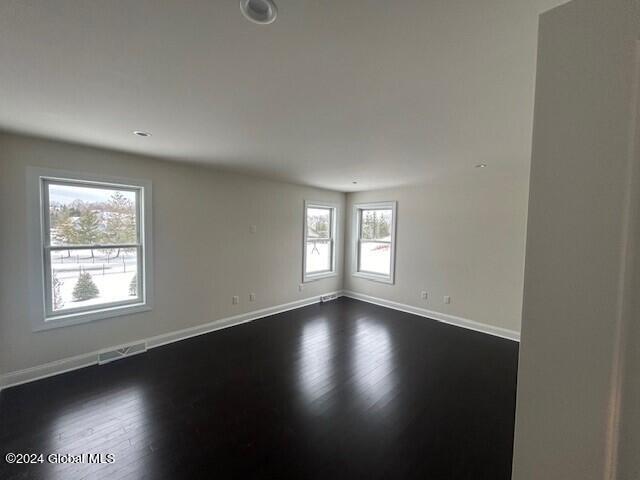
[133,131,152,137]
[240,0,277,25]
[475,163,487,168]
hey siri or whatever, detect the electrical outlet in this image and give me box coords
[421,291,428,300]
[232,295,239,305]
[249,293,256,302]
[298,284,304,292]
[444,295,451,305]
[249,225,257,234]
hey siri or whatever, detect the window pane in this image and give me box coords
[306,208,331,239]
[360,209,392,241]
[305,240,331,273]
[359,242,391,275]
[48,183,137,246]
[49,248,139,312]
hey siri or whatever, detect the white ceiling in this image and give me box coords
[0,0,566,192]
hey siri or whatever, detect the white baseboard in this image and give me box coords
[0,291,343,391]
[342,290,520,342]
[0,289,518,391]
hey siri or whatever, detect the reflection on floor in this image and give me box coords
[0,297,519,479]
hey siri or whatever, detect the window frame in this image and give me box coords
[352,201,397,284]
[302,200,338,283]
[26,167,153,331]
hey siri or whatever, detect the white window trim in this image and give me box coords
[352,201,397,284]
[26,167,154,331]
[302,200,338,283]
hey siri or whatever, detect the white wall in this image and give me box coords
[512,1,640,479]
[344,170,529,335]
[0,132,345,375]
[619,50,640,480]
[619,169,640,479]
[0,130,532,381]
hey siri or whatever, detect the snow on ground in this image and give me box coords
[304,241,390,275]
[51,250,138,311]
[306,241,331,273]
[359,243,390,275]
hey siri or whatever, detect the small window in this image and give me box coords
[353,201,397,284]
[27,168,153,330]
[303,201,337,282]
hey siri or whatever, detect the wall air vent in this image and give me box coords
[320,293,338,303]
[98,342,147,365]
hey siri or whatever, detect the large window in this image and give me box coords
[27,169,152,330]
[303,201,337,282]
[353,201,397,284]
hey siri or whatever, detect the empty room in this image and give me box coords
[1,0,640,479]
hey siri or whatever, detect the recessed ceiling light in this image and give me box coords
[240,0,277,25]
[133,131,152,137]
[475,163,487,168]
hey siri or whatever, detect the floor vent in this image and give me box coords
[98,342,147,365]
[320,293,338,303]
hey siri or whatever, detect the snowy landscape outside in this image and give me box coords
[50,250,138,311]
[47,182,140,312]
[305,207,333,274]
[358,209,392,275]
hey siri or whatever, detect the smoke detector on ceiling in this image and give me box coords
[240,0,277,25]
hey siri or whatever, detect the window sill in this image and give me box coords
[352,271,394,285]
[34,303,152,332]
[303,271,338,283]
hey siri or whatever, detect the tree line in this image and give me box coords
[51,191,136,258]
[361,210,391,239]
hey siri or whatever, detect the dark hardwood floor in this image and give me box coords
[0,297,519,480]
